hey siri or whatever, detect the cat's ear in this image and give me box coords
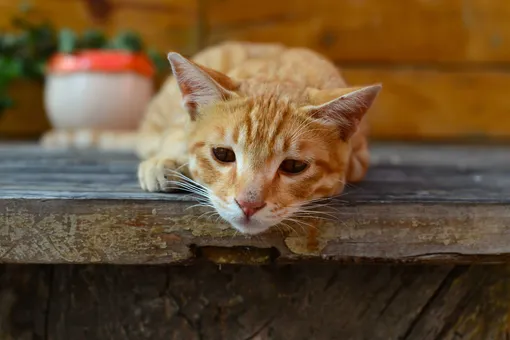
[303,84,382,140]
[167,52,239,120]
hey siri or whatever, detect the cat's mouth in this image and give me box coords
[228,215,273,234]
[231,221,273,235]
[210,197,283,235]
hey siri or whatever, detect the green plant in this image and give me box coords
[0,4,168,116]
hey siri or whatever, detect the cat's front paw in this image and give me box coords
[138,157,183,192]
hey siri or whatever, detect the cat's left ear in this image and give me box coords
[167,52,240,120]
[303,84,382,140]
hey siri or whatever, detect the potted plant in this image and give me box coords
[0,8,56,138]
[44,29,167,133]
[0,5,168,140]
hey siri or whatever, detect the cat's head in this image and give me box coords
[167,52,381,235]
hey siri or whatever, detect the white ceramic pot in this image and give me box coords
[44,50,154,130]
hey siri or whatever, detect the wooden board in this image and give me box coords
[0,0,199,56]
[5,0,510,63]
[1,144,510,264]
[342,68,510,140]
[1,263,509,339]
[203,0,510,63]
[0,81,50,140]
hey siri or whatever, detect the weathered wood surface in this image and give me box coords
[343,69,510,141]
[1,263,509,340]
[204,0,510,64]
[1,143,510,264]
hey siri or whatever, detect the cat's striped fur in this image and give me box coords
[44,41,381,234]
[137,41,380,234]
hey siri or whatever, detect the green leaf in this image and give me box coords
[0,57,23,80]
[80,29,107,49]
[110,30,144,52]
[147,48,167,74]
[0,94,14,112]
[58,29,77,53]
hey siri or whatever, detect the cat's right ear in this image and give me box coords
[303,84,381,141]
[167,52,239,120]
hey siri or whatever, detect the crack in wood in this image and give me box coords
[401,266,468,339]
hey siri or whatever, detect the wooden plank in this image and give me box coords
[0,0,199,58]
[0,263,506,339]
[1,144,510,264]
[342,68,510,140]
[0,265,50,340]
[42,264,510,339]
[203,0,510,63]
[1,144,509,201]
[3,198,510,264]
[402,266,510,339]
[0,81,49,140]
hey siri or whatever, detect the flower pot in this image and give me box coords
[44,50,154,130]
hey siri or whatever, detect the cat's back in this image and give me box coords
[215,42,347,90]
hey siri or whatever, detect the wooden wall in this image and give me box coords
[2,0,510,141]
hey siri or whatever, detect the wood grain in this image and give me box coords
[0,81,50,139]
[204,0,510,64]
[1,144,510,264]
[0,0,199,56]
[0,265,50,340]
[342,68,510,140]
[1,263,509,339]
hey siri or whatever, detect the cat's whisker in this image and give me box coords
[287,217,317,230]
[282,218,308,233]
[293,210,338,220]
[273,225,282,237]
[214,215,223,224]
[165,178,209,192]
[185,203,215,211]
[164,170,211,192]
[197,210,218,222]
[277,221,297,236]
[165,181,211,198]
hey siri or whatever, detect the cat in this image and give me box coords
[136,41,381,235]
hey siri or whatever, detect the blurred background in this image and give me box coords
[1,0,509,144]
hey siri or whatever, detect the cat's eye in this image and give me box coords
[212,147,236,163]
[279,159,308,174]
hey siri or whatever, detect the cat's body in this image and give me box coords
[137,42,369,177]
[136,41,380,234]
[43,41,380,235]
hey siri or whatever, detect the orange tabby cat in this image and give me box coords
[136,41,381,235]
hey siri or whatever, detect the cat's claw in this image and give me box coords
[138,157,183,192]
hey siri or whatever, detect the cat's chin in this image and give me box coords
[211,199,278,235]
[231,223,271,235]
[228,218,274,235]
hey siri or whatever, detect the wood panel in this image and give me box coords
[0,265,50,340]
[0,0,199,55]
[1,264,509,339]
[204,0,510,64]
[46,264,510,340]
[0,81,49,139]
[342,68,510,140]
[1,144,510,264]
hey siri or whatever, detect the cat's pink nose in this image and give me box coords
[235,199,266,218]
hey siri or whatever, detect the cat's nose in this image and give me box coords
[235,199,267,218]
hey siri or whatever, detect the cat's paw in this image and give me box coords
[138,157,184,192]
